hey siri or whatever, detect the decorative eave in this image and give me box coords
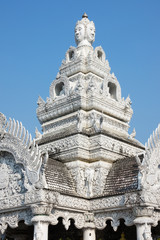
[0,113,42,185]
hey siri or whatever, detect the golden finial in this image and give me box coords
[82,13,88,18]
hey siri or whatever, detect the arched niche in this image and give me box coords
[50,76,69,100]
[55,82,65,96]
[48,218,82,240]
[108,82,117,100]
[94,46,106,63]
[96,219,136,240]
[4,220,34,240]
[65,47,77,63]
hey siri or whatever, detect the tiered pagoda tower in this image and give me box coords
[36,13,144,198]
[1,14,160,240]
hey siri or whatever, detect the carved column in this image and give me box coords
[133,207,154,240]
[31,204,52,240]
[83,223,96,240]
[83,213,96,240]
[32,216,50,240]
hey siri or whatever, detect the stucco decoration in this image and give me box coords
[66,160,111,197]
[136,124,160,205]
[50,75,69,100]
[0,113,42,185]
[0,152,27,199]
[0,209,32,235]
[94,210,135,230]
[50,210,85,230]
[75,13,95,47]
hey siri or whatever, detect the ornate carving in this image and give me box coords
[91,195,125,211]
[137,124,160,205]
[0,113,42,185]
[75,13,95,47]
[143,226,153,240]
[0,113,6,139]
[66,161,110,197]
[0,209,32,234]
[57,193,90,211]
[133,207,154,218]
[0,152,26,199]
[124,192,139,207]
[31,204,53,216]
[50,210,85,230]
[94,210,134,230]
[77,110,85,132]
[49,75,69,100]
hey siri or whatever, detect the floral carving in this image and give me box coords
[0,209,32,234]
[0,114,42,186]
[0,152,26,199]
[91,195,125,210]
[57,194,90,211]
[50,210,85,230]
[95,210,134,230]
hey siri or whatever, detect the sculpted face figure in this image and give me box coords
[75,24,85,45]
[87,23,95,45]
[75,14,95,47]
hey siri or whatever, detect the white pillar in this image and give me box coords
[83,222,96,240]
[32,216,50,240]
[83,227,96,240]
[134,217,153,240]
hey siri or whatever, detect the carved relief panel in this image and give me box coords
[0,152,27,200]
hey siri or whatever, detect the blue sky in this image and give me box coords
[0,0,160,144]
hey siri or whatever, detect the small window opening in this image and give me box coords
[55,82,65,96]
[108,82,117,100]
[69,51,74,60]
[89,233,92,236]
[97,50,102,60]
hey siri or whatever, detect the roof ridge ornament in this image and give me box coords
[0,112,42,185]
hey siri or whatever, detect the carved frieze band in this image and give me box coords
[94,209,135,230]
[39,134,141,161]
[0,209,32,234]
[50,210,85,230]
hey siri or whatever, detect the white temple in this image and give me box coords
[0,13,160,240]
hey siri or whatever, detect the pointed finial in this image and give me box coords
[82,13,88,18]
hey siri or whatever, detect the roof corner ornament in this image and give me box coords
[75,13,95,47]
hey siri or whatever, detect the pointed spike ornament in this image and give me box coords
[11,119,16,135]
[17,122,22,139]
[26,134,32,148]
[82,12,88,18]
[37,96,45,106]
[14,120,19,137]
[24,130,29,146]
[153,131,157,147]
[8,118,13,134]
[155,128,159,144]
[21,126,26,142]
